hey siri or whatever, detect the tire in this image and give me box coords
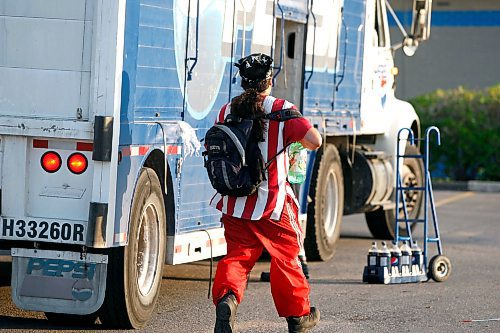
[44,312,98,326]
[305,144,344,262]
[428,255,452,282]
[365,144,424,240]
[99,168,166,329]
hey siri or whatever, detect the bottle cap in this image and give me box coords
[411,241,422,252]
[380,241,390,255]
[400,241,412,254]
[391,242,401,254]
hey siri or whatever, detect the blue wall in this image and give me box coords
[389,10,500,27]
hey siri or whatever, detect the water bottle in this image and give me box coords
[400,241,413,277]
[390,242,402,277]
[367,242,379,267]
[288,142,307,184]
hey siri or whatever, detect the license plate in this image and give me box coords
[0,217,86,244]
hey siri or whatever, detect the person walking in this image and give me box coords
[210,53,322,333]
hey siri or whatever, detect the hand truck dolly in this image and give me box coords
[363,126,452,284]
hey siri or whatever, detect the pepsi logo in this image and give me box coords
[71,279,94,301]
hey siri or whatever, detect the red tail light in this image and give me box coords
[67,153,88,174]
[41,151,62,173]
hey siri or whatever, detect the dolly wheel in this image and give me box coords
[428,255,452,282]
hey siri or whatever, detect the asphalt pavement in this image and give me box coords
[0,190,499,333]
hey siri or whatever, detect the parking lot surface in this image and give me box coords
[0,190,499,332]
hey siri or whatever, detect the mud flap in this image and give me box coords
[11,248,107,315]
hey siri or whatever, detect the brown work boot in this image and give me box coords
[286,307,320,333]
[214,292,238,333]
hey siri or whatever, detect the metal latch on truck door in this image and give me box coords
[176,157,184,177]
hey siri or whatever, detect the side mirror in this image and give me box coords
[411,0,432,41]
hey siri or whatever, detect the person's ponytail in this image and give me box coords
[230,84,268,141]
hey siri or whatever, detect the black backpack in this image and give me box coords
[203,109,302,197]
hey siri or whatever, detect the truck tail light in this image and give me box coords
[67,153,88,174]
[41,151,62,173]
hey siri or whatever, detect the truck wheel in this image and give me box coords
[44,312,98,326]
[99,168,166,329]
[305,144,344,261]
[365,144,424,239]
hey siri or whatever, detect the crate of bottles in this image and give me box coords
[362,241,427,284]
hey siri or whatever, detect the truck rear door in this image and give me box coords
[0,0,125,248]
[0,0,93,122]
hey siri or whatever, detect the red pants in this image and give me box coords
[212,199,310,317]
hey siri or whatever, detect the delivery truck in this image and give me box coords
[0,0,432,328]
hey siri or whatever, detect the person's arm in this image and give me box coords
[299,127,322,150]
[283,103,323,150]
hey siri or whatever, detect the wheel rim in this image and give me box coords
[324,169,339,239]
[136,203,160,296]
[399,164,419,216]
[435,260,449,278]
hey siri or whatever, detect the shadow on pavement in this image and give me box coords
[0,316,104,330]
[310,279,364,285]
[0,262,11,287]
[162,276,211,282]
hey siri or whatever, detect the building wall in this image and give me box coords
[388,0,500,99]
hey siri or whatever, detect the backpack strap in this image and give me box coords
[229,108,301,122]
[261,109,302,168]
[263,108,302,121]
[257,109,302,169]
[264,142,293,170]
[214,124,247,166]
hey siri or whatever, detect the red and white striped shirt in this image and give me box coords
[210,95,312,221]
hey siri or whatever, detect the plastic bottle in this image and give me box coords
[367,242,379,267]
[400,241,413,277]
[411,241,423,276]
[363,241,380,283]
[390,242,402,277]
[379,241,391,270]
[288,142,307,184]
[379,241,391,283]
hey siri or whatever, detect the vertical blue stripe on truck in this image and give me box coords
[115,0,141,239]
